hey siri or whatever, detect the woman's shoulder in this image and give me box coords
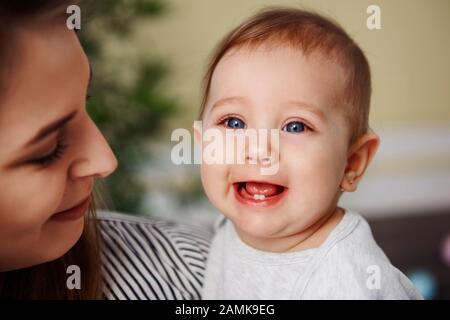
[94,211,212,300]
[97,211,212,239]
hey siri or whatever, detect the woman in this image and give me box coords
[0,1,210,299]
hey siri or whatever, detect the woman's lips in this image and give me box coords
[233,182,287,208]
[50,195,91,222]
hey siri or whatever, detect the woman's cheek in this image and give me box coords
[2,168,66,231]
[0,183,43,251]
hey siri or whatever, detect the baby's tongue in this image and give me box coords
[245,182,280,197]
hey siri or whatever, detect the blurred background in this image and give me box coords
[80,0,450,299]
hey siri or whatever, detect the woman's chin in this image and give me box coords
[4,219,84,271]
[39,217,85,263]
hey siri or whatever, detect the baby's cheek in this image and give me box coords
[200,163,229,207]
[284,143,343,199]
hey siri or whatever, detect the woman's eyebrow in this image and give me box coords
[24,111,77,148]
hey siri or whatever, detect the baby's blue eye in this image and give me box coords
[283,121,306,133]
[225,117,246,129]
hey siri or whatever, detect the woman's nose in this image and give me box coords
[69,118,118,180]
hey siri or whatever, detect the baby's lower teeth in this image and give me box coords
[254,194,265,200]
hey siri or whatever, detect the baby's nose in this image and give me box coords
[245,128,279,166]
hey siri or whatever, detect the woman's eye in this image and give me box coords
[31,140,68,167]
[223,117,246,129]
[283,121,306,133]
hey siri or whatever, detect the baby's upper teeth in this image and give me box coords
[254,194,266,200]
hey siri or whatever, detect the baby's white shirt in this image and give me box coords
[202,208,423,300]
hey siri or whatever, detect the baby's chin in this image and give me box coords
[228,212,292,242]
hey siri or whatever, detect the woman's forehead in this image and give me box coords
[0,25,89,154]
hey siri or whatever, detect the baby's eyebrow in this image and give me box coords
[211,96,325,121]
[286,100,326,121]
[211,96,249,111]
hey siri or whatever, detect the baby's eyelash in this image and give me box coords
[31,139,68,167]
[216,114,245,126]
[282,118,315,132]
[214,115,315,132]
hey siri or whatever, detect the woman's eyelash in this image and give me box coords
[31,140,68,167]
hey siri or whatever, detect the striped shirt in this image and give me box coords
[97,212,212,300]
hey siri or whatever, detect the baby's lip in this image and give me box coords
[232,179,287,188]
[233,181,288,207]
[232,181,288,198]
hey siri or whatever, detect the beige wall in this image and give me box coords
[130,0,450,130]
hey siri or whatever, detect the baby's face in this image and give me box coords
[200,45,351,248]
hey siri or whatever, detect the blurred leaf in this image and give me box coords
[79,0,178,214]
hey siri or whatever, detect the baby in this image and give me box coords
[195,8,422,299]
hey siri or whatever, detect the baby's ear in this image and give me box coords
[341,130,380,192]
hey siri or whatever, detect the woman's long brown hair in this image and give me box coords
[0,0,104,299]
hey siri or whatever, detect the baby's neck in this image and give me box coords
[237,206,345,253]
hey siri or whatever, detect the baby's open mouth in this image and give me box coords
[233,181,287,206]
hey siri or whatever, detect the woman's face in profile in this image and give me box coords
[0,22,117,271]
